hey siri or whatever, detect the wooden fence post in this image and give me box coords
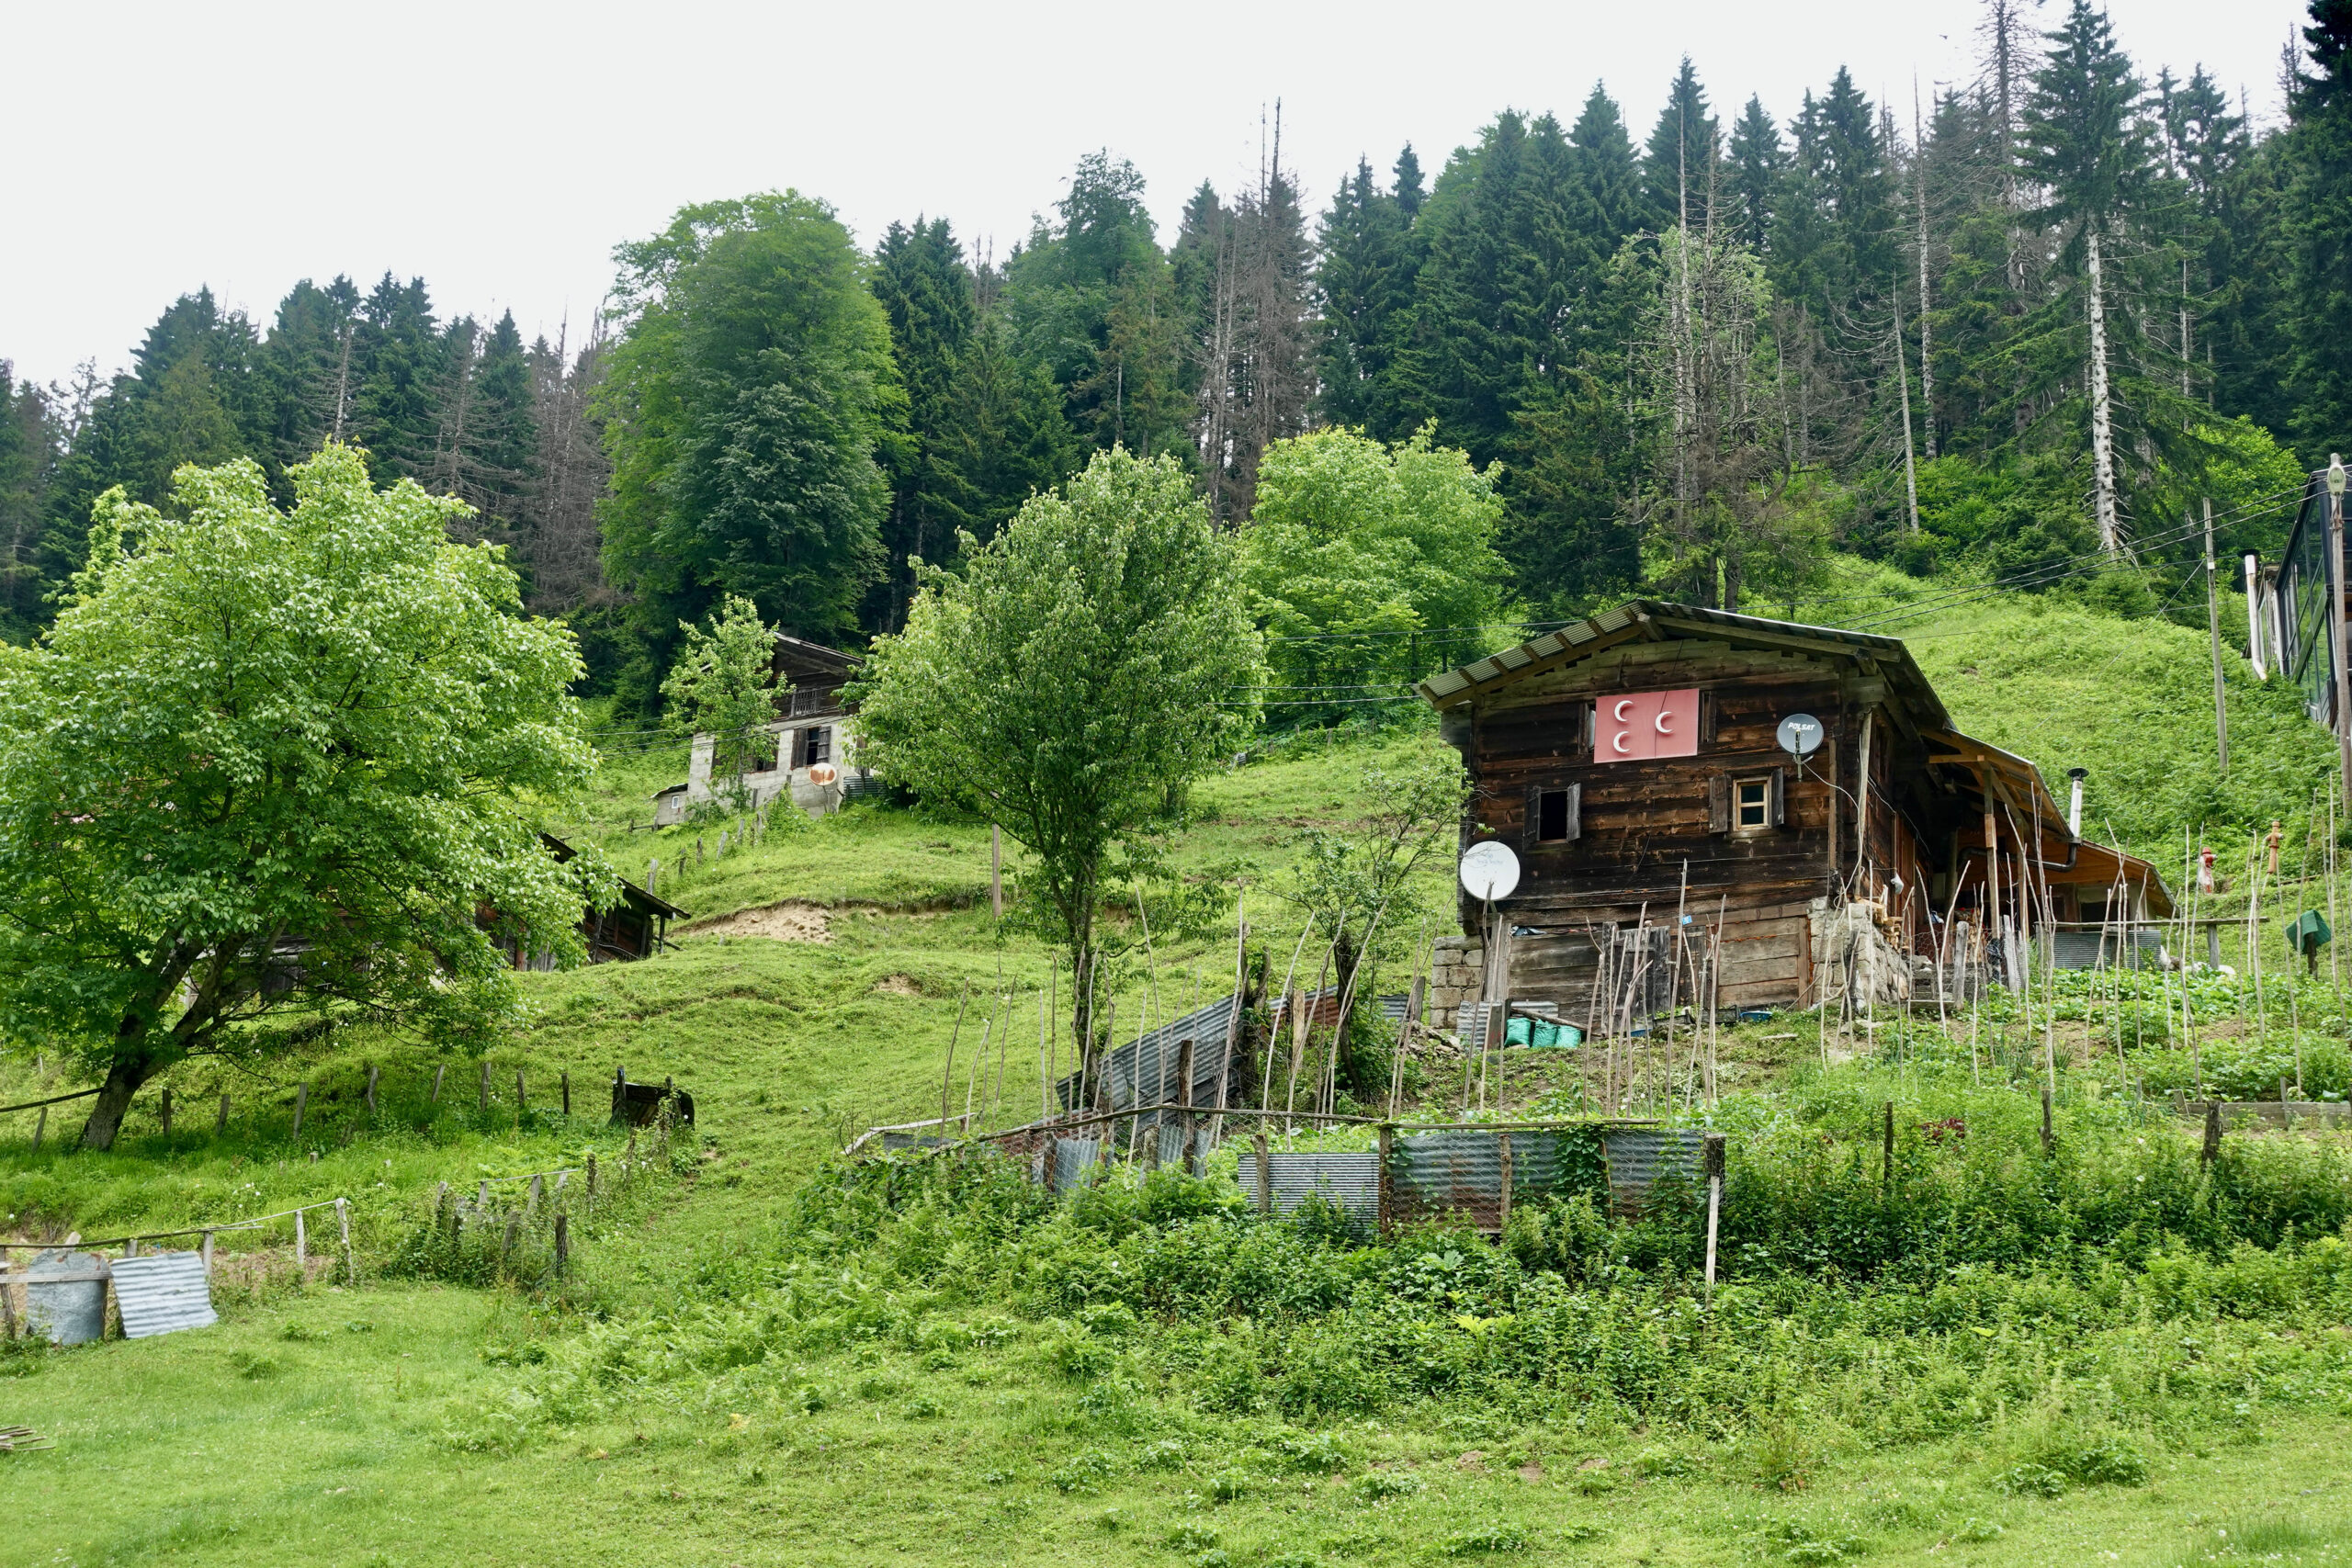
[336,1199,353,1284]
[480,1060,490,1113]
[1882,1101,1894,1187]
[555,1213,569,1278]
[364,1066,379,1115]
[586,1153,598,1201]
[1376,1122,1393,1237]
[160,1087,172,1137]
[2040,1086,2053,1156]
[290,1083,308,1140]
[1497,1132,1514,1233]
[216,1093,229,1134]
[294,1208,307,1275]
[201,1229,214,1276]
[28,1106,41,1154]
[2202,1099,2223,1165]
[515,1070,526,1118]
[561,1072,571,1117]
[1703,1134,1726,1307]
[1253,1127,1272,1213]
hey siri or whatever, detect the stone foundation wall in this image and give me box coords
[1426,934,1484,1017]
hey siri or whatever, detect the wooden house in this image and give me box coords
[497,835,685,969]
[652,635,872,826]
[1414,601,2173,1019]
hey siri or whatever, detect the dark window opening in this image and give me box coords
[800,727,831,768]
[1735,778,1769,830]
[1536,788,1572,843]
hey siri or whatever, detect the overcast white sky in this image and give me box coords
[1,0,2307,390]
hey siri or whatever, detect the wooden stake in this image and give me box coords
[941,982,970,1132]
[2041,1085,2053,1156]
[2202,1098,2222,1165]
[294,1208,307,1274]
[1702,1134,1726,1306]
[217,1092,230,1134]
[291,1082,308,1140]
[160,1087,172,1137]
[555,1213,569,1277]
[561,1071,571,1117]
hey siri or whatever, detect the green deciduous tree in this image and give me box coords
[852,447,1261,1062]
[1241,427,1512,710]
[0,445,604,1150]
[661,593,784,791]
[599,191,900,711]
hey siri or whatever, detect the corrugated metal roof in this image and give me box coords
[1264,1152,1380,1226]
[111,1251,219,1338]
[1413,599,1949,731]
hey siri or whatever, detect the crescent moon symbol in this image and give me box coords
[1613,699,1634,721]
[1612,732,1631,754]
[1655,712,1673,734]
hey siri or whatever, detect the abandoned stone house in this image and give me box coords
[1412,600,2175,1024]
[651,634,874,826]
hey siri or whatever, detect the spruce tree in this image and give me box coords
[872,217,981,627]
[2290,0,2352,452]
[1727,96,1785,252]
[1640,58,1720,231]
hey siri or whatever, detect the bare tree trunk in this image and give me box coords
[1894,276,1921,535]
[79,1050,160,1151]
[1914,85,1938,461]
[2086,228,2120,551]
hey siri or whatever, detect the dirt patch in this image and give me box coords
[685,902,832,944]
[872,975,922,997]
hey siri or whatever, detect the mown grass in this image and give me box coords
[3,594,2352,1564]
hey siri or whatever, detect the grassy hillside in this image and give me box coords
[4,589,2352,1566]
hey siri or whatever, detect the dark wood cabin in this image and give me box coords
[498,834,686,969]
[1415,601,2174,1015]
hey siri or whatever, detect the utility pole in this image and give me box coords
[2205,499,2228,775]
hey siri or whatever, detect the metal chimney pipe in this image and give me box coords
[2066,767,2086,837]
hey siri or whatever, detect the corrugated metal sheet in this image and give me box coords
[1055,995,1239,1119]
[1265,1152,1379,1226]
[1388,1130,1507,1231]
[1600,1129,1708,1217]
[22,1248,107,1346]
[111,1251,218,1337]
[1051,1137,1102,1194]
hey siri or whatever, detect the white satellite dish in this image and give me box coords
[1776,713,1824,758]
[1459,840,1521,902]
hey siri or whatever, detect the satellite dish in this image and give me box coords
[806,762,839,785]
[1459,840,1521,902]
[1776,713,1824,758]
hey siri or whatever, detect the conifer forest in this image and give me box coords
[6,0,2346,696]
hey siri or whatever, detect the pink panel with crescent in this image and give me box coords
[1594,687,1699,761]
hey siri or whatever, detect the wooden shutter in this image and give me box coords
[1561,783,1581,841]
[1768,766,1787,828]
[1523,784,1544,851]
[1707,774,1730,834]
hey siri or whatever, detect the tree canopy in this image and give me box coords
[0,446,605,1148]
